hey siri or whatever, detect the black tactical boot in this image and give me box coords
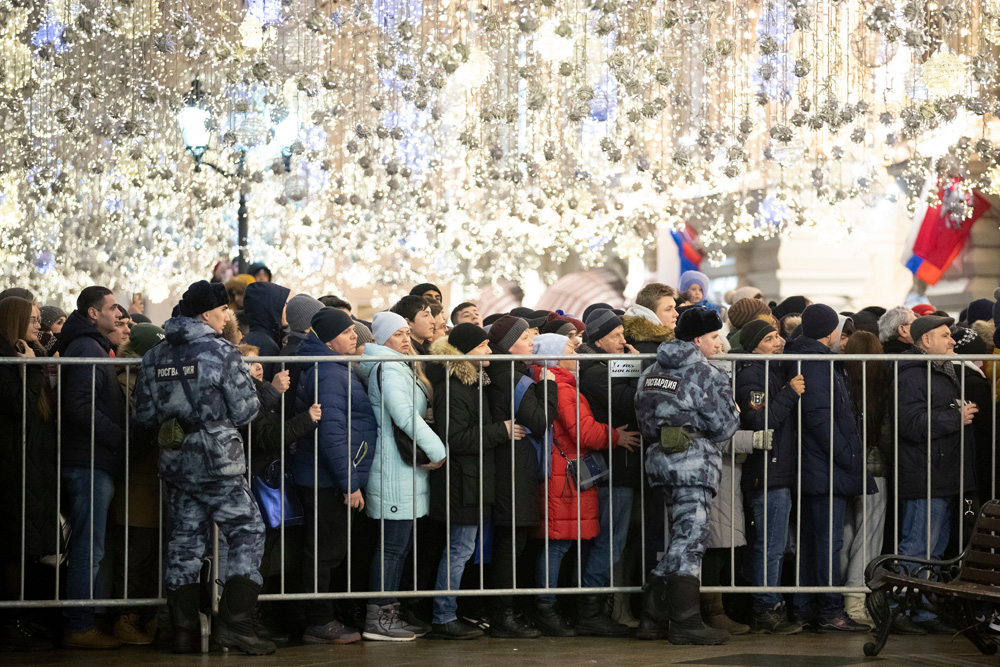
[665,576,729,645]
[215,576,277,655]
[575,595,630,637]
[167,584,201,654]
[636,576,671,640]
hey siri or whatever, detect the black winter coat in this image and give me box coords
[426,339,508,525]
[242,378,317,478]
[895,354,975,499]
[243,282,290,382]
[783,336,868,497]
[960,363,999,500]
[57,311,126,475]
[736,358,801,493]
[0,338,58,559]
[484,344,558,527]
[577,347,642,488]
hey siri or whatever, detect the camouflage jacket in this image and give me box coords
[635,340,740,492]
[133,316,260,483]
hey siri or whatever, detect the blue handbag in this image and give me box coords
[251,460,305,529]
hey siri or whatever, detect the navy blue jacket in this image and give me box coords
[736,358,801,493]
[895,353,975,499]
[783,336,867,498]
[292,331,377,493]
[57,310,126,474]
[578,347,643,488]
[242,282,290,382]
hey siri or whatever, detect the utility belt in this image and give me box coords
[659,426,707,455]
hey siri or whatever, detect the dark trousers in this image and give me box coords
[490,525,530,610]
[792,495,848,622]
[299,486,349,626]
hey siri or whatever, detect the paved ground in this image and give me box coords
[3,633,996,667]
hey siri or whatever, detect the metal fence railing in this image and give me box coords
[0,351,993,609]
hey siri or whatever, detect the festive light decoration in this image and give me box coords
[2,0,1000,301]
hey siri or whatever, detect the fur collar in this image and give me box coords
[429,337,486,386]
[623,315,674,343]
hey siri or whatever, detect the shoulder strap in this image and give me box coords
[513,374,534,422]
[171,345,200,415]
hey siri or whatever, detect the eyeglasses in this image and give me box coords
[28,317,41,325]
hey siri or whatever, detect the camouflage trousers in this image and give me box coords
[164,476,265,591]
[652,485,713,579]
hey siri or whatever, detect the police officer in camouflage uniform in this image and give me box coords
[133,281,274,656]
[634,307,740,645]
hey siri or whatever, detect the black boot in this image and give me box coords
[575,595,630,637]
[167,584,201,654]
[665,576,728,645]
[637,576,670,640]
[532,602,577,637]
[215,576,277,655]
[489,608,541,639]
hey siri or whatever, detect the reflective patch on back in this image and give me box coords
[643,374,680,394]
[155,362,199,382]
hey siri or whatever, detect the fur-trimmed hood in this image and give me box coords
[623,314,674,344]
[426,337,488,387]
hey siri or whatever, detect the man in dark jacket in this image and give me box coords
[58,286,127,649]
[291,308,377,644]
[784,304,868,633]
[425,324,515,640]
[893,315,977,634]
[483,315,558,638]
[878,305,917,355]
[735,320,804,634]
[243,282,291,382]
[133,281,274,655]
[576,308,641,637]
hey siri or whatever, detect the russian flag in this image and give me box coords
[903,178,991,285]
[672,223,703,273]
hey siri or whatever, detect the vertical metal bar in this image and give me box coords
[445,357,452,591]
[763,358,769,592]
[894,361,899,553]
[795,360,802,587]
[379,363,386,593]
[314,362,319,595]
[729,357,736,585]
[477,362,484,589]
[212,525,219,612]
[55,364,62,599]
[993,360,997,499]
[607,361,614,587]
[828,359,834,588]
[959,362,965,550]
[411,360,418,591]
[20,361,27,600]
[346,357,353,593]
[575,356,582,589]
[861,360,868,582]
[90,364,96,600]
[279,360,286,594]
[124,363,130,599]
[510,360,517,593]
[543,365,550,589]
[926,360,932,559]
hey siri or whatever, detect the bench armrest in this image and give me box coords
[865,553,964,590]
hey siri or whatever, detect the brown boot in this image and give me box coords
[701,592,749,635]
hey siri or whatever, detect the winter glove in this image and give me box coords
[659,426,692,454]
[752,429,774,451]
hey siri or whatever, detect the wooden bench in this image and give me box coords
[863,499,1000,656]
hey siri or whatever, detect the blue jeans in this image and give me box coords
[897,497,955,622]
[792,495,847,622]
[747,487,792,613]
[537,539,578,606]
[431,524,479,624]
[582,486,633,588]
[62,467,115,632]
[369,519,414,605]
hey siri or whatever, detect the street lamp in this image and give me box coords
[177,79,298,273]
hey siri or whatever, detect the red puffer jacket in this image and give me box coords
[530,364,619,540]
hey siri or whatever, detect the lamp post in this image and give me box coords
[176,79,280,275]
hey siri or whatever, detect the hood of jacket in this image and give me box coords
[295,329,337,359]
[163,316,220,347]
[655,339,705,370]
[426,337,482,386]
[623,313,674,344]
[57,310,111,355]
[243,282,290,342]
[727,328,744,353]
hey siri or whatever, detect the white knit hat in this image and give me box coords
[372,311,409,346]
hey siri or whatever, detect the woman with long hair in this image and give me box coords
[0,296,58,649]
[840,331,890,624]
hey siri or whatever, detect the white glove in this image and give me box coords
[752,430,774,451]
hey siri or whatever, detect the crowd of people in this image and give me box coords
[0,266,997,654]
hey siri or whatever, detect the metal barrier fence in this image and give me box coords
[0,351,994,609]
